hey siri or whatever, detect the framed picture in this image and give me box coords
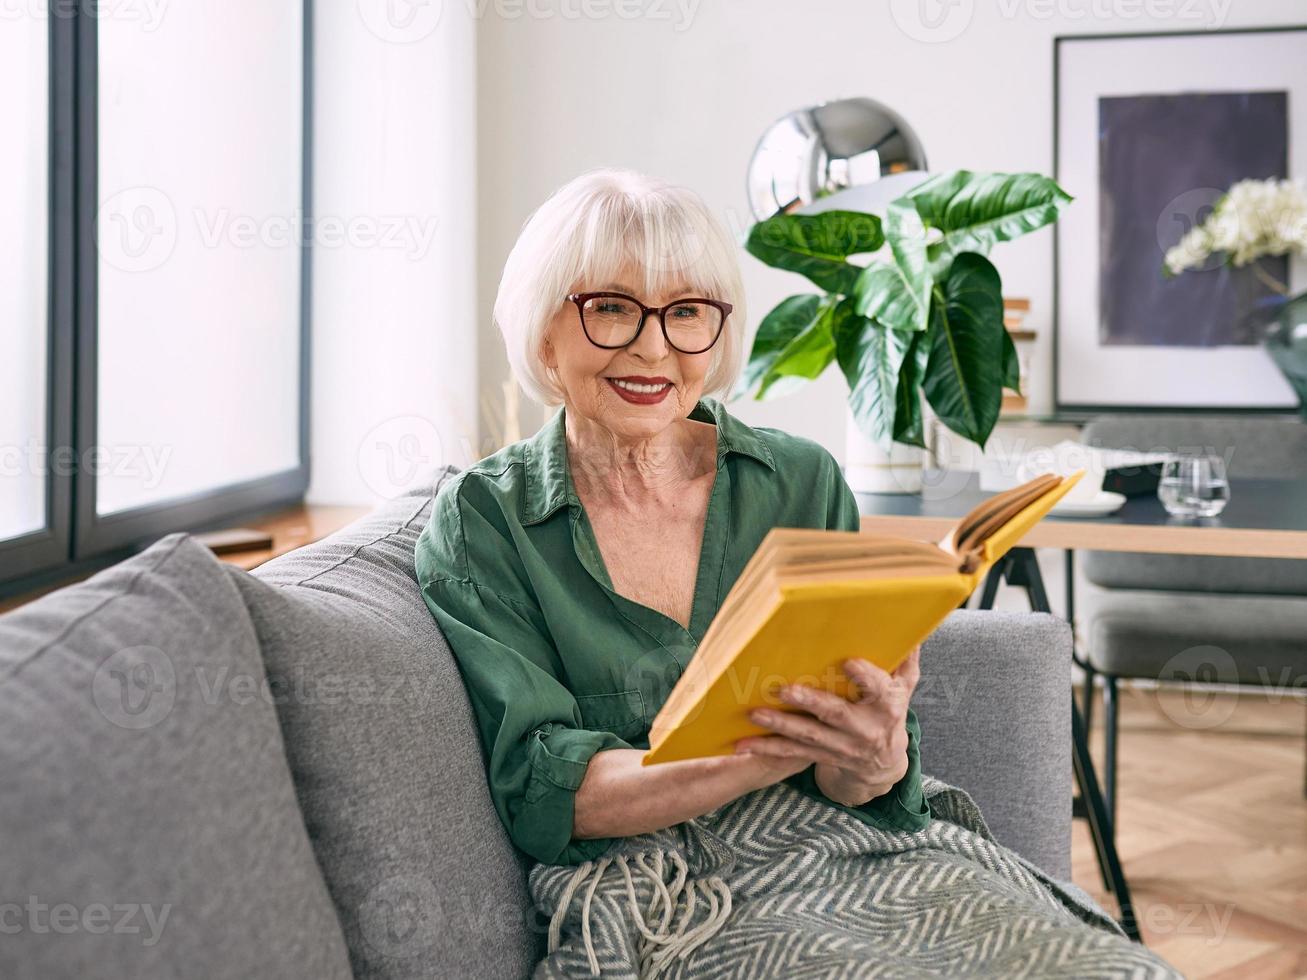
[1053,26,1307,412]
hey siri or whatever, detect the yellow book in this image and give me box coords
[642,470,1084,766]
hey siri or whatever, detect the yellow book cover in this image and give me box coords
[642,470,1084,766]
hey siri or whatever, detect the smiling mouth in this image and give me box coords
[609,378,672,394]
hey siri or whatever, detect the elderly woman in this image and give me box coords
[416,170,1179,978]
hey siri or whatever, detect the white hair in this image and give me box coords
[493,168,746,407]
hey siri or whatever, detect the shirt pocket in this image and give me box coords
[574,689,647,742]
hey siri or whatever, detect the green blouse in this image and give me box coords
[415,396,930,866]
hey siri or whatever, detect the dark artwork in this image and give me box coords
[1098,91,1288,347]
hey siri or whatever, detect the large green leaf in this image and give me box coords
[733,294,820,400]
[898,170,1072,272]
[892,329,930,448]
[745,210,883,294]
[760,297,840,396]
[733,294,833,401]
[852,200,932,334]
[1000,328,1021,392]
[834,300,911,447]
[922,252,1006,446]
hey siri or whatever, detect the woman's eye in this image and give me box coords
[670,305,699,319]
[596,302,629,315]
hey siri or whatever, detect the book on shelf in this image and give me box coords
[642,470,1083,766]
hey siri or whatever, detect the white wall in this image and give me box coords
[476,0,1307,457]
[309,2,478,505]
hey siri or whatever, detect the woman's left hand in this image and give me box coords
[734,644,922,807]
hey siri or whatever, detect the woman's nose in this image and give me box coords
[629,311,670,360]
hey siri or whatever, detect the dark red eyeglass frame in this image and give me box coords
[566,291,733,354]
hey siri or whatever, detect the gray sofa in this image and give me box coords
[0,466,1074,979]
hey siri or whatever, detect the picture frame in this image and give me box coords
[1053,26,1307,413]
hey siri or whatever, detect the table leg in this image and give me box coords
[974,547,1141,943]
[1065,549,1076,644]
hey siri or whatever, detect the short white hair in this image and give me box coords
[493,168,746,407]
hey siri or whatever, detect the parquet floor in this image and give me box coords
[1073,685,1307,979]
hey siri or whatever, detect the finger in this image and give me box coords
[893,645,922,688]
[842,658,893,705]
[734,734,846,769]
[749,705,861,760]
[777,683,858,729]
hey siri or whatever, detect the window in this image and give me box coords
[1,11,49,542]
[0,3,311,588]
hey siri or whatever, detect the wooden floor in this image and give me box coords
[1073,685,1307,979]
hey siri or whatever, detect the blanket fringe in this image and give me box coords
[546,849,732,978]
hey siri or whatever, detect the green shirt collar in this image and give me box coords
[520,396,777,526]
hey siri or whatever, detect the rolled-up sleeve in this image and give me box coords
[416,482,632,866]
[791,450,931,832]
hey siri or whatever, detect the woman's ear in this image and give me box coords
[541,334,556,369]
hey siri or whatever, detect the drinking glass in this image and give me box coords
[1157,454,1230,518]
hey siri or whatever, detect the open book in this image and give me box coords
[642,470,1084,766]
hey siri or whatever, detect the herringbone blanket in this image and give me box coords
[529,777,1181,978]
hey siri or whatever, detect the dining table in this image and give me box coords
[853,470,1307,943]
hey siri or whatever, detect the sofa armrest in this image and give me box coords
[915,609,1073,880]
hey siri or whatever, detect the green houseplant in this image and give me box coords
[733,170,1072,457]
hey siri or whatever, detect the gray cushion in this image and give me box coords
[1083,589,1307,686]
[1082,414,1307,594]
[0,534,352,980]
[236,465,539,980]
[915,610,1073,880]
[1081,552,1307,597]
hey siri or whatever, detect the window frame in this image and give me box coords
[1,10,75,584]
[0,2,313,587]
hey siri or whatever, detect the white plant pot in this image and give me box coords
[843,406,924,494]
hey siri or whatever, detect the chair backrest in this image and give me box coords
[1080,414,1307,594]
[1082,413,1307,479]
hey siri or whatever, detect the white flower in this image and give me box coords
[1164,227,1214,275]
[1180,177,1307,270]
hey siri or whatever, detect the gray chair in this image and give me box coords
[1079,414,1307,823]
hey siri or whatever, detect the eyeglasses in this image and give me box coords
[567,291,732,354]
